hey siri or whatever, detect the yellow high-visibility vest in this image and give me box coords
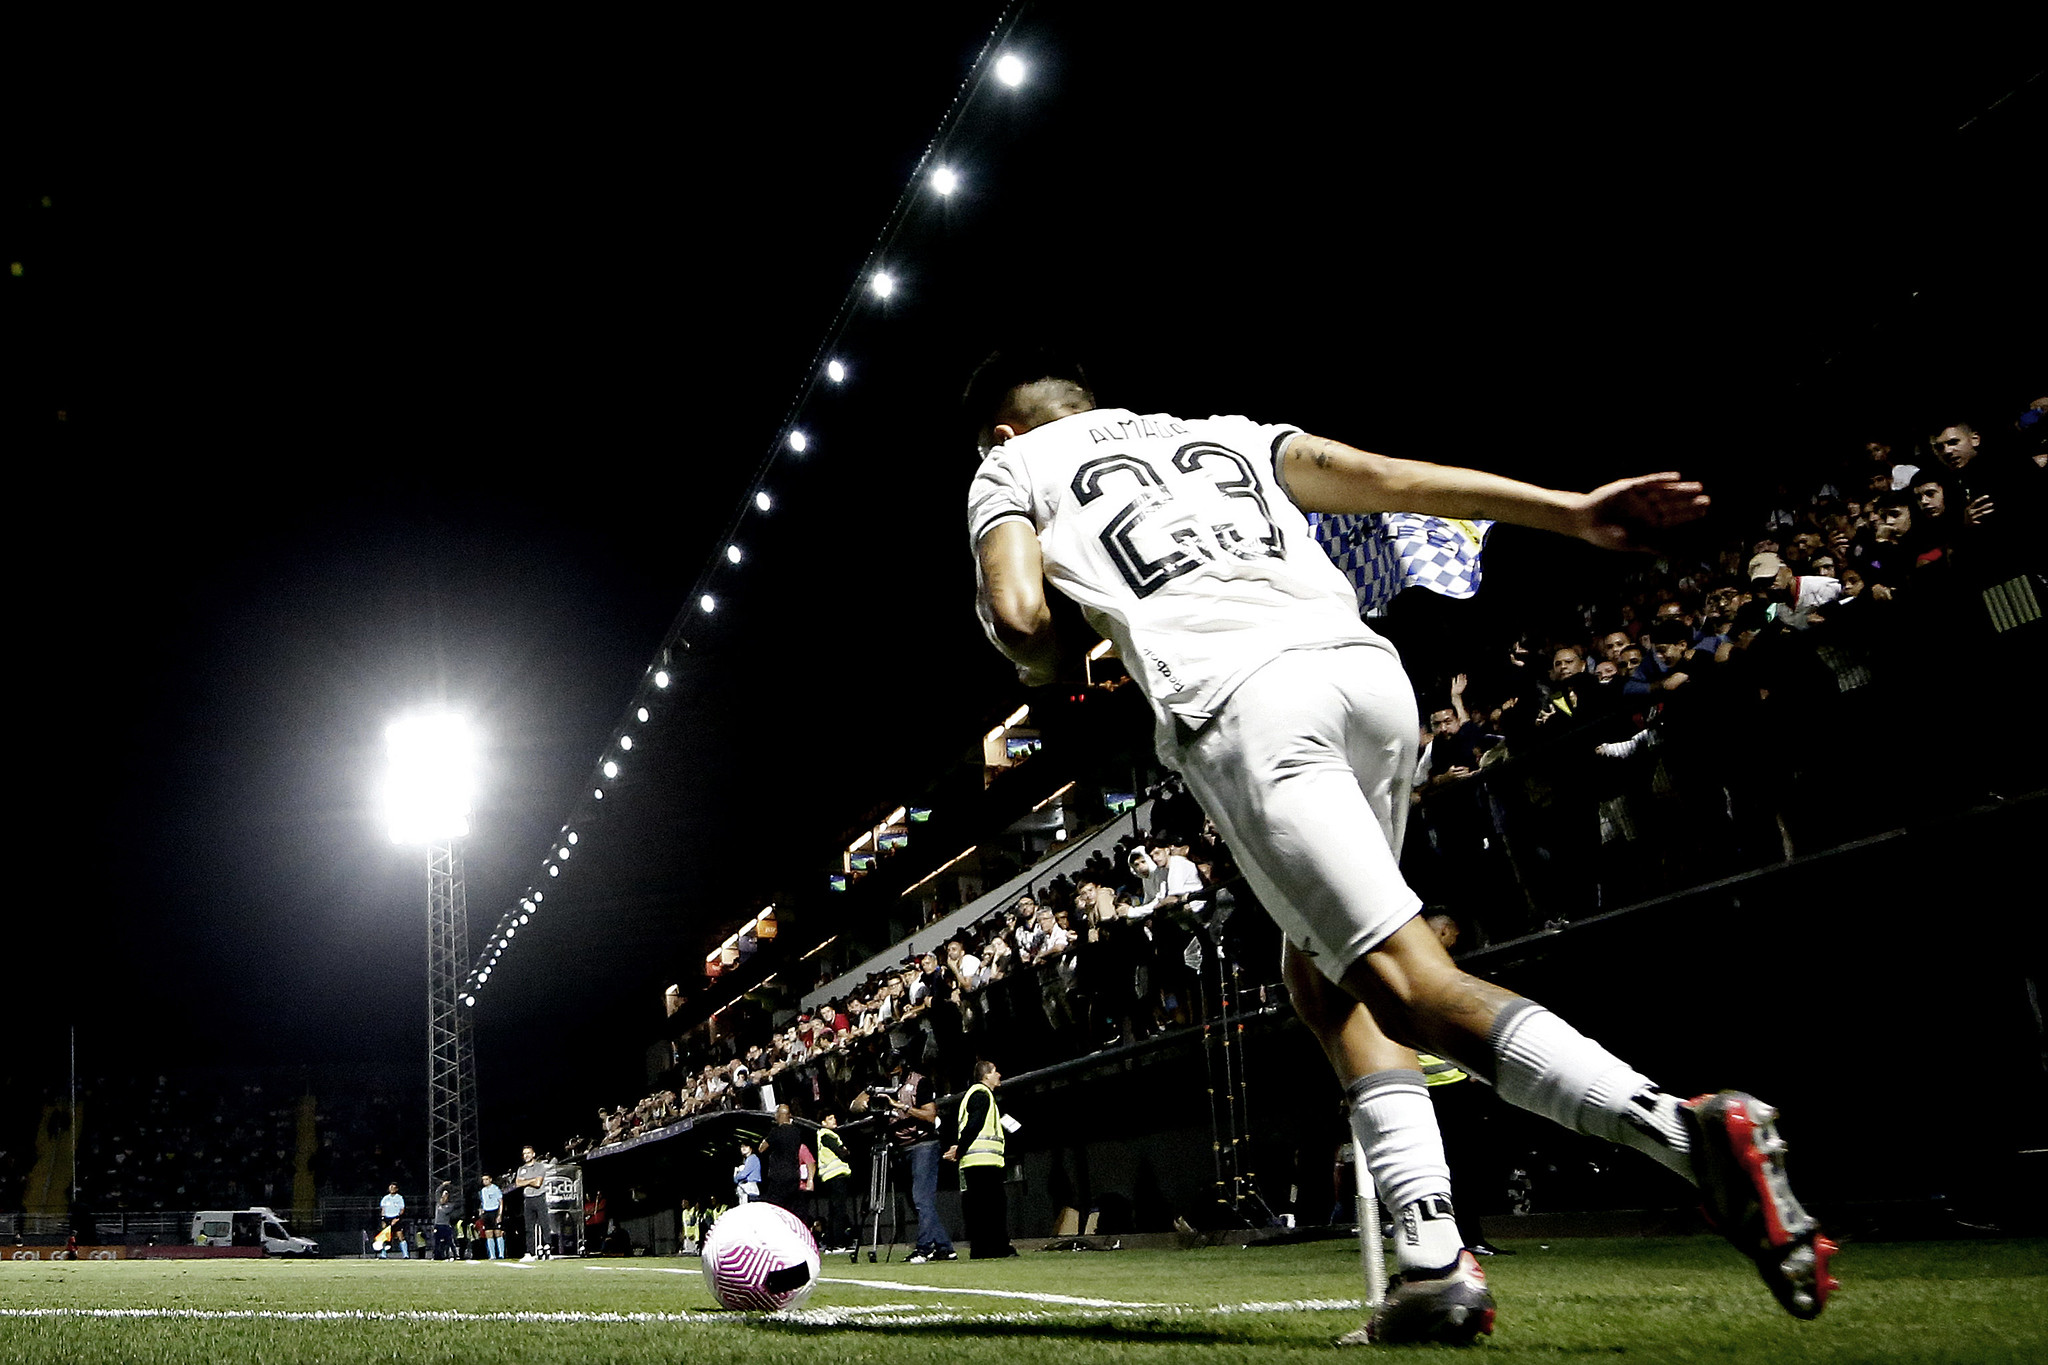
[1417,1053,1469,1086]
[815,1128,852,1184]
[955,1083,1005,1170]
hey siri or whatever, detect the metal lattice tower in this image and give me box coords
[426,841,482,1198]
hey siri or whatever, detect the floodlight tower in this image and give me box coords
[384,711,483,1202]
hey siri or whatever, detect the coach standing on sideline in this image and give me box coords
[944,1060,1015,1259]
[432,1181,458,1260]
[515,1144,553,1261]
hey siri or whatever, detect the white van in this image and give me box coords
[191,1208,320,1256]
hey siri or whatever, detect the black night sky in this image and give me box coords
[10,7,2040,1162]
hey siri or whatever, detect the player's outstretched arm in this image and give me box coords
[977,520,1058,685]
[1279,434,1709,551]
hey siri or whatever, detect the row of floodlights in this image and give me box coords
[689,56,1033,613]
[457,50,1034,1004]
[462,665,681,1002]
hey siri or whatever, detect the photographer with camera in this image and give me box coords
[880,1055,956,1263]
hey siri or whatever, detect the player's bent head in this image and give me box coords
[964,346,1096,456]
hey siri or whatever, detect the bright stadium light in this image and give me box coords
[654,670,671,688]
[995,54,1026,87]
[727,544,743,564]
[567,833,577,845]
[548,865,559,877]
[637,706,650,722]
[700,594,716,613]
[755,491,772,512]
[870,270,895,299]
[788,430,808,453]
[826,360,846,383]
[382,711,476,844]
[386,707,484,1190]
[931,166,958,195]
[594,788,604,799]
[603,760,619,779]
[619,734,634,751]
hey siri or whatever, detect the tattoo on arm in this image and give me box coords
[1289,435,1339,470]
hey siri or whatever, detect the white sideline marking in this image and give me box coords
[586,1263,1165,1309]
[1208,1298,1364,1314]
[0,1296,1366,1331]
[773,1298,1365,1328]
[4,1301,1376,1326]
[0,1308,731,1324]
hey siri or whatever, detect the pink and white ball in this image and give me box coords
[701,1202,822,1311]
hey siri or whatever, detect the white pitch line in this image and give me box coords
[0,1307,730,1325]
[0,1296,1366,1332]
[585,1263,1166,1309]
[771,1299,1365,1328]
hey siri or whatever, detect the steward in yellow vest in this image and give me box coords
[816,1122,853,1183]
[944,1061,1015,1258]
[812,1114,859,1254]
[954,1083,1006,1172]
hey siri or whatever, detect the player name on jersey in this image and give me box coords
[1085,415,1191,445]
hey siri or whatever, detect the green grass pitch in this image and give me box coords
[3,1237,2043,1363]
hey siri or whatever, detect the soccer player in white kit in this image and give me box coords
[965,352,1835,1346]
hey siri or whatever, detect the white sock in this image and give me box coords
[1490,999,1692,1179]
[1347,1069,1463,1275]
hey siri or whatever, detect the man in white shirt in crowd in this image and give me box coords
[944,938,982,993]
[1129,842,1204,920]
[1749,551,1841,630]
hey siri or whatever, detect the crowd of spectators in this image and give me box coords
[1401,412,2046,936]
[59,1073,305,1214]
[13,1068,423,1220]
[579,787,1262,1156]
[582,405,2044,1156]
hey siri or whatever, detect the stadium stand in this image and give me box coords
[582,407,2045,1170]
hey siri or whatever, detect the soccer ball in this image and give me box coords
[701,1202,821,1311]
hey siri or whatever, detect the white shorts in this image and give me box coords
[1166,644,1423,982]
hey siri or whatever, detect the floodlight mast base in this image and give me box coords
[427,839,483,1203]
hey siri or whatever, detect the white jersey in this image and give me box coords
[968,407,1396,754]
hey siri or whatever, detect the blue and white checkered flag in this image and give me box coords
[1310,512,1493,616]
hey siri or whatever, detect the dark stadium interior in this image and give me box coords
[6,4,2042,1262]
